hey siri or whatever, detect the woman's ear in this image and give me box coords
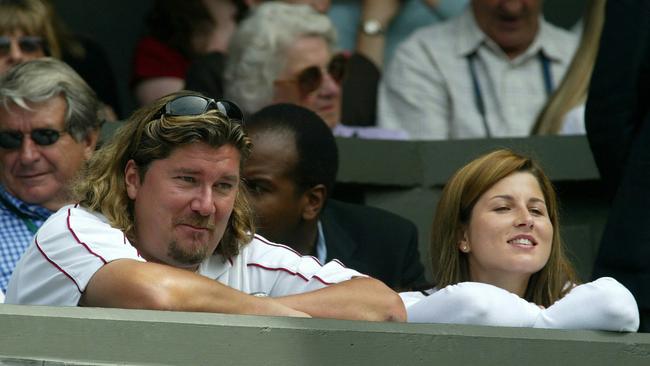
[458,228,470,253]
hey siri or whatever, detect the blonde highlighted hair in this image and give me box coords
[73,91,254,257]
[532,0,606,134]
[430,149,578,307]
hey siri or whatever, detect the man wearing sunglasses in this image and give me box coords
[0,58,101,297]
[6,91,406,322]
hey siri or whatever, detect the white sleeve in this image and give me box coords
[534,277,640,331]
[244,236,364,297]
[377,30,451,140]
[5,206,144,306]
[406,282,541,327]
[0,289,4,303]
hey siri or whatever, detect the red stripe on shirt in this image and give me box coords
[254,234,324,266]
[66,208,108,264]
[35,236,82,293]
[247,262,335,286]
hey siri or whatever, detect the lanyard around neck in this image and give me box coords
[0,194,40,235]
[467,51,553,137]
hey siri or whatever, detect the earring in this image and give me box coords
[461,245,469,253]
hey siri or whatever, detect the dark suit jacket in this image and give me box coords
[320,200,426,289]
[586,0,650,331]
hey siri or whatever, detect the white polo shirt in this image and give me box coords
[6,204,361,306]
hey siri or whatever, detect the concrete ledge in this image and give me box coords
[1,304,649,365]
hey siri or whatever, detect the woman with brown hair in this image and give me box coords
[400,149,639,331]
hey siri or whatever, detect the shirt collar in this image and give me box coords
[0,185,53,220]
[315,220,327,264]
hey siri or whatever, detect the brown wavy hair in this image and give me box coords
[73,91,254,258]
[430,149,578,307]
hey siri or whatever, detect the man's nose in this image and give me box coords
[18,136,41,165]
[190,188,217,216]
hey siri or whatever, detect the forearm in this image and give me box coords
[356,0,400,69]
[406,282,540,326]
[534,277,640,331]
[275,277,406,322]
[82,260,308,317]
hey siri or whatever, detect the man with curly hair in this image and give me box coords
[5,91,405,322]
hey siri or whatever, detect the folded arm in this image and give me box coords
[405,282,541,327]
[534,277,640,331]
[276,276,406,322]
[81,259,309,318]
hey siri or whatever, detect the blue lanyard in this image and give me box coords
[467,52,553,137]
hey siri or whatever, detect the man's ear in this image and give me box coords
[301,184,326,221]
[124,160,141,200]
[82,129,100,160]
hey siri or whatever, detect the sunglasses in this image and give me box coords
[0,128,67,149]
[0,36,45,56]
[277,53,347,96]
[153,95,244,123]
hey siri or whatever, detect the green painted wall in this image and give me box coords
[1,305,649,366]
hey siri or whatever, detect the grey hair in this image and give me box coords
[0,57,101,141]
[223,2,336,115]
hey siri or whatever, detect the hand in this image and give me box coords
[260,297,312,318]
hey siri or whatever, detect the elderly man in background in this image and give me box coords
[0,58,101,296]
[378,0,578,140]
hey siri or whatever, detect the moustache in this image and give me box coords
[174,215,216,230]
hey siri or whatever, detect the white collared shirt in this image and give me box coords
[6,205,361,306]
[378,7,578,140]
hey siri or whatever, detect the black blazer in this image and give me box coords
[320,200,426,289]
[586,0,650,331]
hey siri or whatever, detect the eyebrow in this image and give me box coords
[173,168,240,181]
[489,195,546,205]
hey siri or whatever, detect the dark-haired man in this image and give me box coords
[243,103,425,289]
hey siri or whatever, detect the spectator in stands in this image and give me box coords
[586,0,650,332]
[0,0,120,119]
[243,103,425,289]
[224,2,406,138]
[5,91,406,322]
[329,0,468,68]
[132,0,248,106]
[531,0,605,135]
[378,0,578,140]
[399,149,639,331]
[0,58,101,296]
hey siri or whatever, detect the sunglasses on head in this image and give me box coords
[0,128,67,149]
[153,95,244,123]
[279,53,348,96]
[0,36,44,56]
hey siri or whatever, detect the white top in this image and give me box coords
[378,7,578,140]
[400,278,639,332]
[6,204,362,306]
